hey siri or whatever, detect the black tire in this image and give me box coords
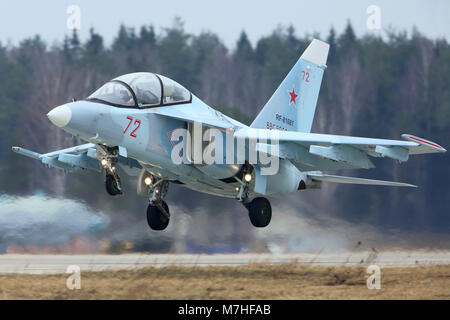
[248,197,272,228]
[105,174,121,196]
[147,201,170,231]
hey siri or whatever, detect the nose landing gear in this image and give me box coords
[105,173,122,196]
[96,146,123,196]
[101,157,122,196]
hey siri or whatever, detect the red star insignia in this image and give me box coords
[289,88,298,104]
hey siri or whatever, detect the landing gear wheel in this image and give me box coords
[105,174,122,196]
[147,201,170,231]
[248,197,272,228]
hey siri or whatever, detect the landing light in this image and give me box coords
[144,177,153,186]
[244,173,252,183]
[101,159,108,166]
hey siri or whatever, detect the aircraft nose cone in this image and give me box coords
[47,105,72,127]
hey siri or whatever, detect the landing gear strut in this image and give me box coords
[146,177,170,231]
[235,166,272,228]
[99,147,122,196]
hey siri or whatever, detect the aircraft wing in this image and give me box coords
[236,128,446,171]
[12,144,142,174]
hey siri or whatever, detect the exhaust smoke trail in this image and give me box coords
[0,194,110,252]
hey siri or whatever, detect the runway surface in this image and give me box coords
[1,251,449,274]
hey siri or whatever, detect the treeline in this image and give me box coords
[0,20,449,234]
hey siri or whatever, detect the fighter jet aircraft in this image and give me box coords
[12,39,446,230]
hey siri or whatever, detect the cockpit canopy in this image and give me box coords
[88,72,191,108]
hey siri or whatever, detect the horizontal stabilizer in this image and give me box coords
[308,173,417,187]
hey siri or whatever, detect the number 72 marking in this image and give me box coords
[301,70,310,82]
[124,116,141,138]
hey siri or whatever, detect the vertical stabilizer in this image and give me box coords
[250,39,329,132]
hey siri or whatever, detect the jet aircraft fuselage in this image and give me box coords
[13,39,446,230]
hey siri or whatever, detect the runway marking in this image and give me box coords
[0,252,449,274]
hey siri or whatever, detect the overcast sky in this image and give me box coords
[1,0,448,49]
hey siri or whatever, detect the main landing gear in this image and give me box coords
[146,176,170,231]
[235,167,272,228]
[244,197,272,228]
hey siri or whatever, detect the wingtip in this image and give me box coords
[401,134,446,152]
